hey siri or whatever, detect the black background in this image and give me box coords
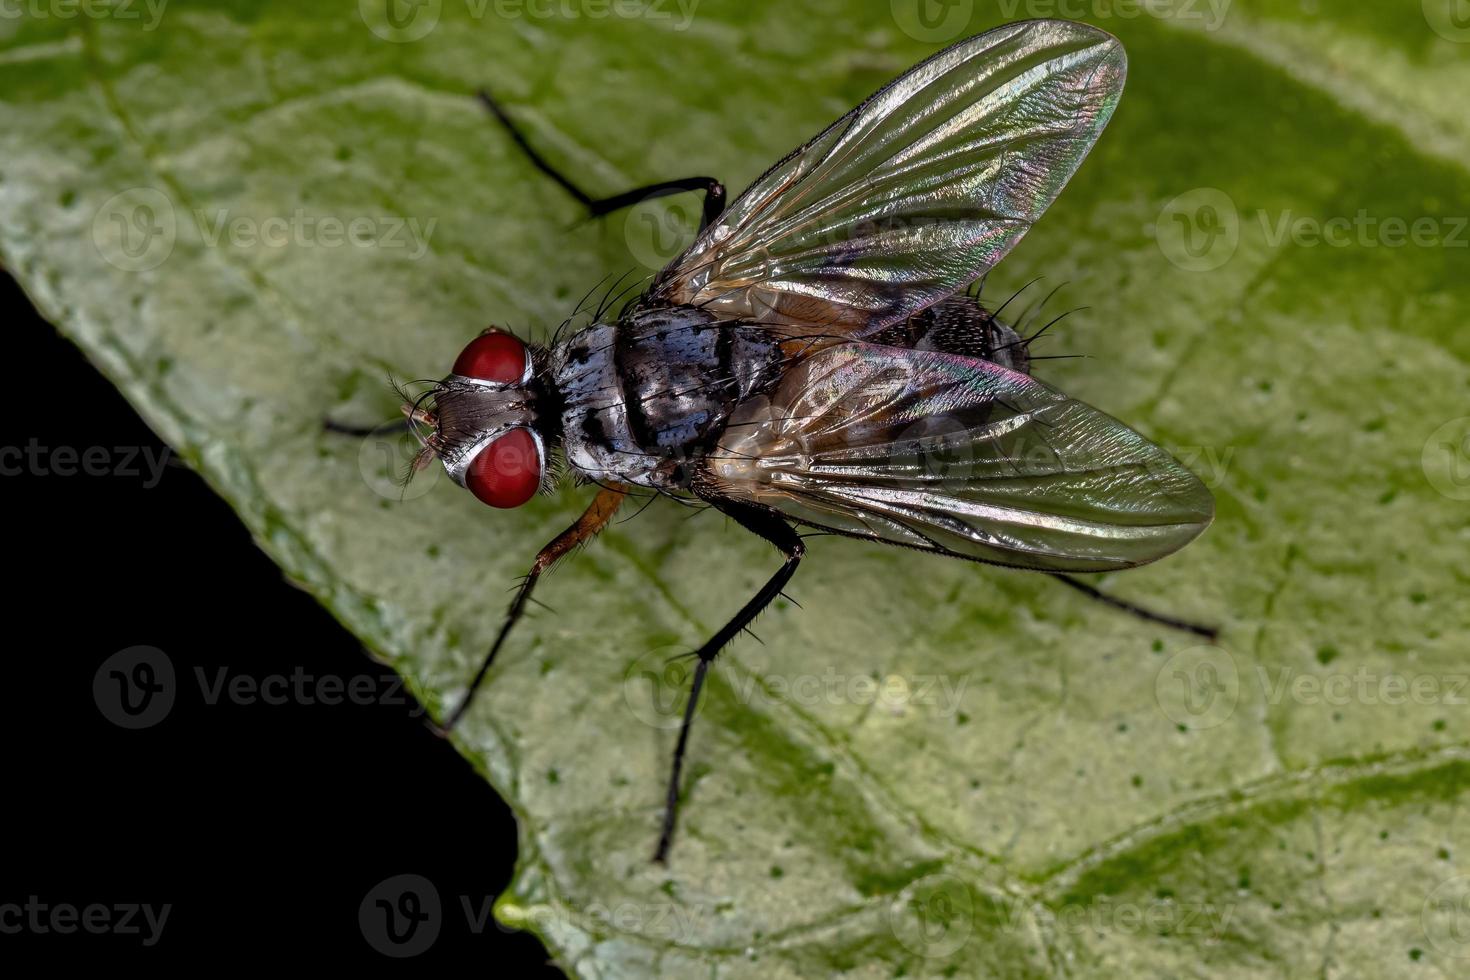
[3,271,564,971]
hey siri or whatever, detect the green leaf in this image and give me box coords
[4,1,1469,974]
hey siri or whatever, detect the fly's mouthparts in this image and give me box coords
[400,403,437,427]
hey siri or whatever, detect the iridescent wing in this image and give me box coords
[706,344,1212,572]
[648,19,1127,335]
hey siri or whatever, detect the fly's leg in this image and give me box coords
[478,90,727,229]
[654,502,804,864]
[1047,572,1219,641]
[438,485,628,734]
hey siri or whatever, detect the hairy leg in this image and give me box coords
[439,485,628,734]
[478,89,727,229]
[654,501,804,863]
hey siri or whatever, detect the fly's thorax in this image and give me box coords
[551,321,648,485]
[552,309,787,489]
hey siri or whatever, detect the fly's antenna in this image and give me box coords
[389,374,429,440]
[384,375,446,498]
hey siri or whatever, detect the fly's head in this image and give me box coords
[405,328,550,508]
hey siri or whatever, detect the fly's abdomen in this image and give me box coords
[870,294,1031,374]
[554,308,783,488]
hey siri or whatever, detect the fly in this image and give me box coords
[341,19,1217,863]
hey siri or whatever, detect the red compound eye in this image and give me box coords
[464,429,542,509]
[453,329,527,384]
